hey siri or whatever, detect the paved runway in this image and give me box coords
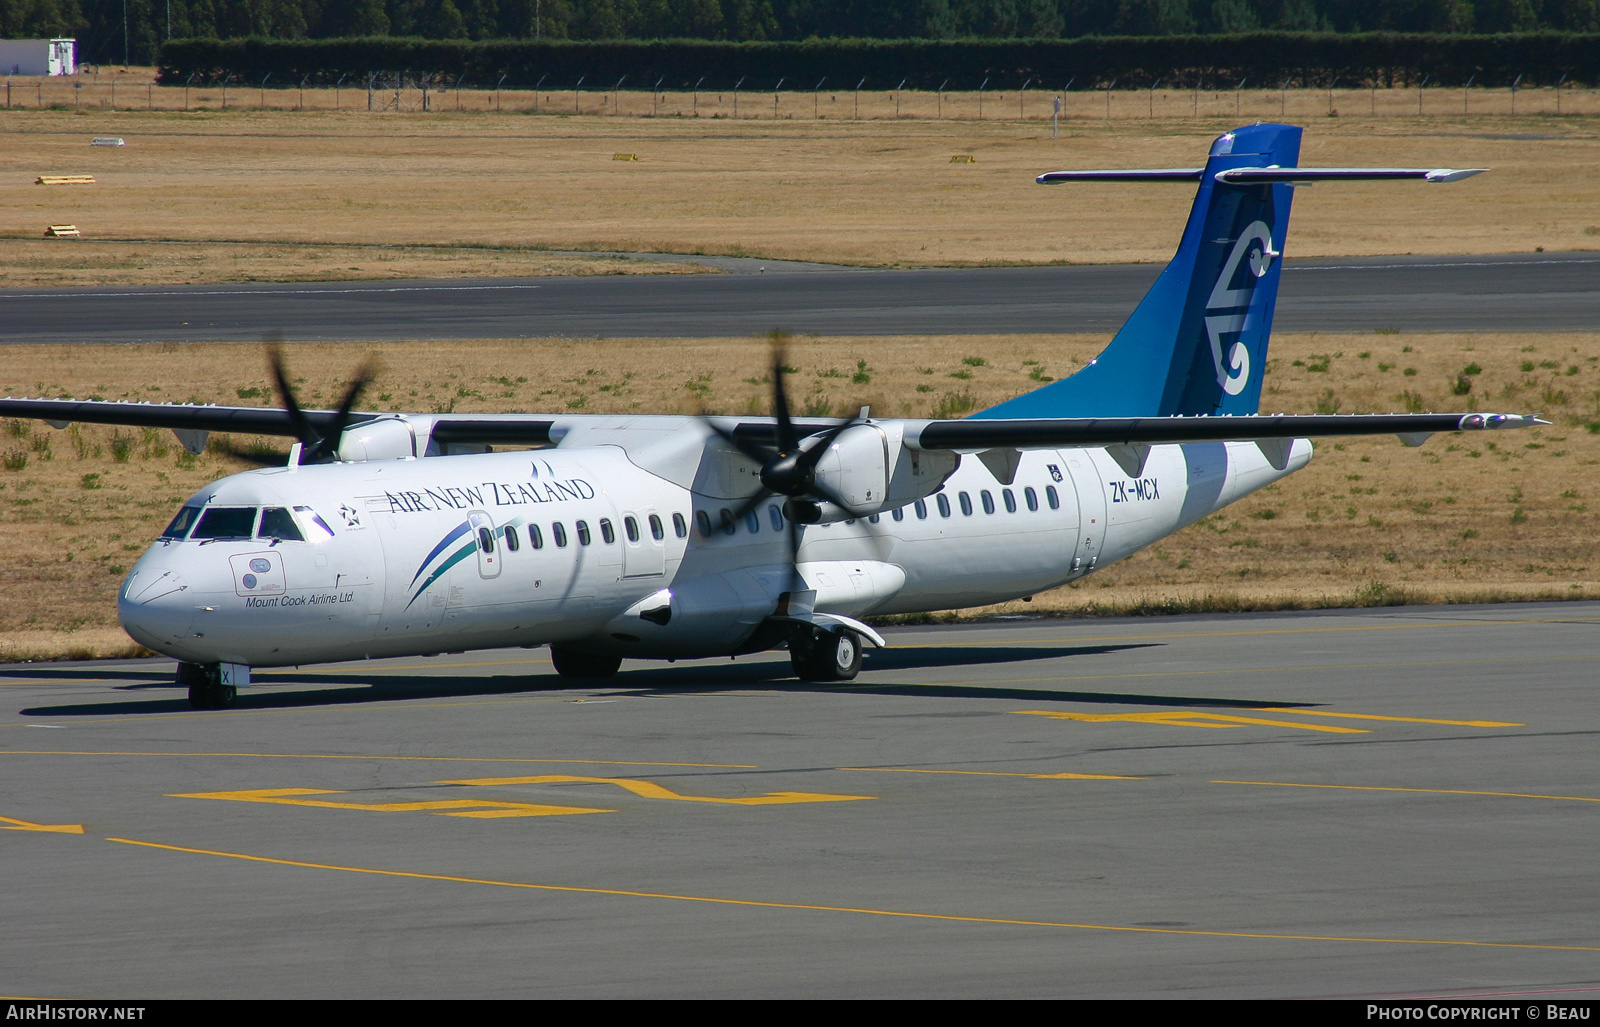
[4,602,1598,998]
[2,252,1595,344]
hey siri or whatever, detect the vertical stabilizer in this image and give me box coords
[976,123,1302,420]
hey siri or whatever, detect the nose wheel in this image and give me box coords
[178,662,237,709]
[789,625,863,682]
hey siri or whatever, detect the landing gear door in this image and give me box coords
[1062,456,1105,574]
[468,510,501,579]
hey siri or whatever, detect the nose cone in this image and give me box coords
[118,551,199,658]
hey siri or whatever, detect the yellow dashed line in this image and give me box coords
[0,750,755,768]
[1015,709,1368,733]
[838,767,1143,780]
[1253,709,1523,728]
[106,836,1600,953]
[442,774,872,805]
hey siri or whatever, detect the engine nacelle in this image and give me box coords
[809,422,958,518]
[337,417,418,462]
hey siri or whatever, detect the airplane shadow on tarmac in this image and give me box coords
[14,642,1317,716]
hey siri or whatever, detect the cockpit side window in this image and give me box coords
[191,507,259,540]
[294,506,337,540]
[161,505,203,540]
[258,507,305,542]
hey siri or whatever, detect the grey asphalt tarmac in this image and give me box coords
[2,251,1595,344]
[3,602,1598,998]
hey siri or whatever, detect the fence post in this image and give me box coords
[1463,74,1473,114]
[1279,78,1288,117]
[1235,77,1246,118]
[894,78,904,118]
[1020,76,1032,119]
[221,73,231,111]
[813,76,824,118]
[497,73,508,112]
[733,76,744,117]
[1148,76,1161,118]
[772,77,783,118]
[367,73,376,112]
[535,73,547,112]
[978,76,988,119]
[937,78,948,119]
[260,72,270,109]
[574,75,585,114]
[299,74,308,110]
[185,71,195,110]
[612,75,625,114]
[1327,76,1337,116]
[855,77,865,119]
[1510,73,1522,115]
[692,76,703,116]
[335,72,348,110]
[1556,72,1567,115]
[454,72,465,110]
[1104,77,1116,119]
[654,76,664,116]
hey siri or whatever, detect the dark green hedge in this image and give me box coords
[157,33,1600,89]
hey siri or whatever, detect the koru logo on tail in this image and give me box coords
[1205,220,1278,396]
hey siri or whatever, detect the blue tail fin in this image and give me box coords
[976,123,1302,420]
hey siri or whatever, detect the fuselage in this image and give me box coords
[118,419,1311,669]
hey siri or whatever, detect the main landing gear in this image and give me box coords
[550,647,624,679]
[177,662,237,709]
[788,624,864,682]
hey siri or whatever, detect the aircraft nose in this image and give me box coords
[118,564,195,653]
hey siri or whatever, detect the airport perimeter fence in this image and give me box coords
[154,32,1600,91]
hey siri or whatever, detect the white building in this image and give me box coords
[0,39,76,76]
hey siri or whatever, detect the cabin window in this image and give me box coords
[649,514,665,541]
[958,492,974,516]
[294,506,337,539]
[552,522,568,547]
[936,494,951,518]
[258,507,305,542]
[672,513,687,538]
[980,490,995,515]
[477,527,496,554]
[624,516,640,543]
[161,505,203,540]
[504,525,521,552]
[1045,485,1060,510]
[914,499,928,519]
[576,520,592,546]
[720,509,736,536]
[600,518,616,544]
[745,509,760,533]
[1002,489,1017,513]
[769,505,784,531]
[891,507,904,522]
[1024,487,1039,512]
[191,507,258,541]
[529,524,544,549]
[696,510,712,537]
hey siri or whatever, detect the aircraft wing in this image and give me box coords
[0,397,341,435]
[906,412,1544,451]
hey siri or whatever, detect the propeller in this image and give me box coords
[699,342,884,592]
[214,343,375,467]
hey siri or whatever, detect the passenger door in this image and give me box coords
[621,510,667,578]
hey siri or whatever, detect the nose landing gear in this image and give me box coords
[177,662,238,709]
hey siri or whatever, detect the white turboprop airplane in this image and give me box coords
[0,124,1541,709]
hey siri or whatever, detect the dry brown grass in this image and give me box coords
[1,330,1596,659]
[0,239,702,288]
[3,98,1599,280]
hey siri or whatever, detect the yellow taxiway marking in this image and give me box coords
[443,774,873,805]
[173,787,611,818]
[1253,709,1523,728]
[0,750,756,768]
[838,767,1143,780]
[1216,780,1600,804]
[1015,709,1368,733]
[106,836,1600,953]
[0,812,83,834]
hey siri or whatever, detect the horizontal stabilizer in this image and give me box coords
[1036,168,1203,183]
[1213,167,1487,185]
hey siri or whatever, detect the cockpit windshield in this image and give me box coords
[160,505,204,540]
[190,507,258,541]
[258,507,305,542]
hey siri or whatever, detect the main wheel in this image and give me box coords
[550,647,623,679]
[789,626,863,682]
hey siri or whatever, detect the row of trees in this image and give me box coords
[6,0,1600,66]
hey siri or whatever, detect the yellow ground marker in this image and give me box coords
[1,813,83,834]
[1014,709,1367,733]
[172,787,610,818]
[838,767,1142,780]
[443,774,872,805]
[1215,780,1600,803]
[1253,709,1523,728]
[106,836,1600,953]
